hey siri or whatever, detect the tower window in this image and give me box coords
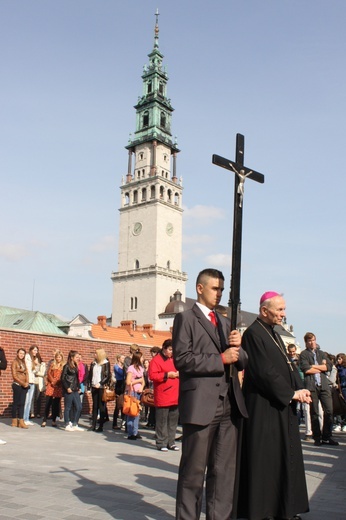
[139,152,144,160]
[160,112,166,128]
[160,186,164,199]
[137,170,141,179]
[125,192,130,205]
[167,260,171,269]
[159,81,164,95]
[167,189,172,202]
[135,259,140,269]
[147,81,152,94]
[150,185,155,199]
[143,111,149,127]
[133,190,138,204]
[130,297,138,310]
[174,192,180,205]
[142,169,145,178]
[142,188,147,201]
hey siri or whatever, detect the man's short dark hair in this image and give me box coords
[196,268,224,286]
[150,346,161,354]
[304,332,316,343]
[162,339,172,349]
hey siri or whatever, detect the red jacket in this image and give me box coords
[148,352,179,407]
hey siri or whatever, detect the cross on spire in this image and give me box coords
[154,9,160,48]
[212,134,265,330]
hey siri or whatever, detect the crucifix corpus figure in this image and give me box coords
[212,133,265,330]
[228,164,253,207]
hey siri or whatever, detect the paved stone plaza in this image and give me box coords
[0,417,344,520]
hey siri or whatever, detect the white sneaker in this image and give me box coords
[65,424,74,432]
[73,425,85,431]
[0,439,7,445]
[333,425,341,432]
[24,421,34,426]
[342,425,346,432]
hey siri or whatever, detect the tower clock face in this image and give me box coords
[166,223,174,236]
[133,222,142,235]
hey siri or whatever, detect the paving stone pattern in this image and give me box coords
[0,419,344,520]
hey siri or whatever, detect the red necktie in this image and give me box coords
[209,311,217,326]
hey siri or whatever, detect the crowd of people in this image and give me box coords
[289,336,346,440]
[1,268,345,520]
[1,340,182,450]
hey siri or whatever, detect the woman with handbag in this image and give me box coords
[125,350,144,440]
[41,350,64,427]
[88,348,111,432]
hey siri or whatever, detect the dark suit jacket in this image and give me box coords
[172,304,248,426]
[299,348,332,392]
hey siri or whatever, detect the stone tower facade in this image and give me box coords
[111,12,187,329]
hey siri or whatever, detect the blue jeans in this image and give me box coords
[23,383,35,421]
[126,392,141,436]
[64,391,82,426]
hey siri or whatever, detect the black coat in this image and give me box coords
[88,360,111,388]
[237,318,309,520]
[61,363,80,393]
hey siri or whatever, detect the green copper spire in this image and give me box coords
[126,10,179,153]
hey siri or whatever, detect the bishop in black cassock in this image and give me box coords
[237,292,310,520]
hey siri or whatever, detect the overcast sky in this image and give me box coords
[1,1,345,354]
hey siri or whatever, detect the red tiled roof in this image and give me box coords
[90,324,171,348]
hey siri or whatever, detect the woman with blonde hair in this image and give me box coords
[42,350,64,428]
[89,348,111,432]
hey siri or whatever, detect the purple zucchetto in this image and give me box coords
[260,291,280,305]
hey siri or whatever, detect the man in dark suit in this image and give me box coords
[173,268,248,520]
[299,332,339,446]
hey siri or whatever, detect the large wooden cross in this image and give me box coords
[212,133,265,330]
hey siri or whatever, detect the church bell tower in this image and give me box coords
[111,11,187,329]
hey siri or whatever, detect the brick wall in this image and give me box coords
[0,328,152,418]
